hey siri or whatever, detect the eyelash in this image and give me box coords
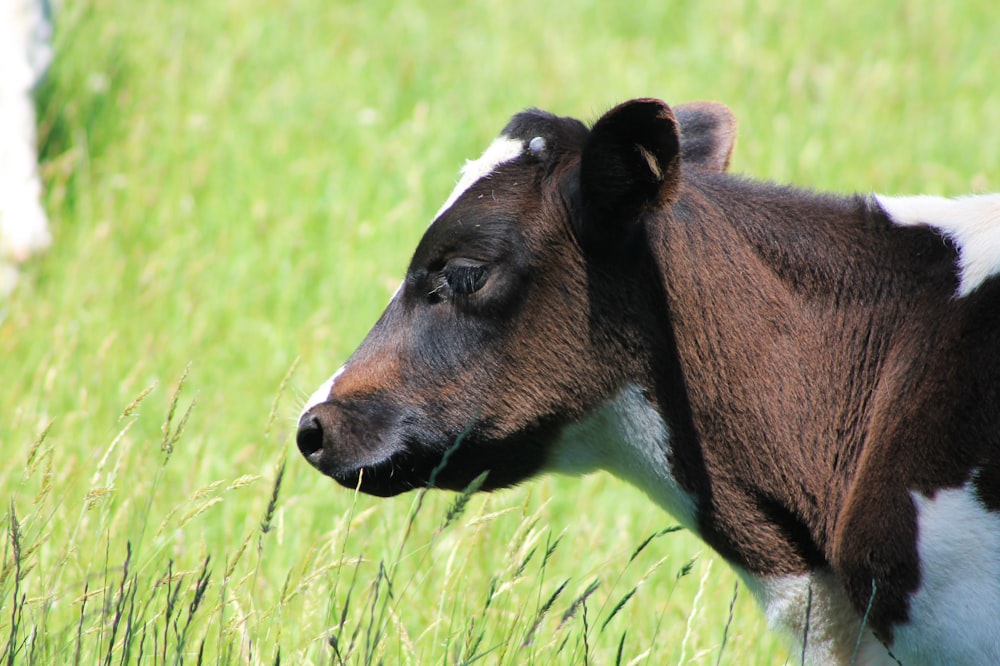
[442,263,488,295]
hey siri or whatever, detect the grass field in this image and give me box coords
[2,0,997,663]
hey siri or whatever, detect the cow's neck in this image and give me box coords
[646,173,936,575]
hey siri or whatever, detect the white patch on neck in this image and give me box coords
[301,366,344,417]
[744,571,895,665]
[876,193,1000,296]
[544,383,697,530]
[433,136,524,220]
[890,483,1000,665]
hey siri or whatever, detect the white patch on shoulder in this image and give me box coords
[876,193,1000,296]
[890,483,1000,665]
[744,570,895,666]
[745,483,1000,665]
[544,383,697,530]
[433,136,524,220]
[301,366,344,416]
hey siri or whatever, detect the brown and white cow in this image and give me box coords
[297,98,1000,665]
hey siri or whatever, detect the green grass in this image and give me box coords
[2,0,997,663]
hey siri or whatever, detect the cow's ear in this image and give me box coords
[578,98,680,258]
[675,101,737,172]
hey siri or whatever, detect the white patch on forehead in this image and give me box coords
[877,193,1000,296]
[744,571,895,665]
[890,483,1000,665]
[544,383,697,530]
[301,366,344,417]
[434,136,524,220]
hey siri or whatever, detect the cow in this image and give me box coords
[296,97,1000,665]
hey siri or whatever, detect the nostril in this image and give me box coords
[296,414,324,459]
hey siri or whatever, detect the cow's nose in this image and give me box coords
[296,413,324,460]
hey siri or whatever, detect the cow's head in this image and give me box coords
[297,98,735,498]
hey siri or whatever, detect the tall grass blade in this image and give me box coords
[521,578,569,647]
[557,579,600,632]
[628,526,682,564]
[801,579,813,666]
[5,503,24,666]
[600,587,637,633]
[615,630,627,666]
[715,581,739,666]
[73,581,88,666]
[850,579,883,666]
[265,358,299,440]
[679,559,713,666]
[160,363,195,459]
[259,458,287,541]
[175,555,212,662]
[676,556,697,580]
[441,470,489,531]
[102,541,132,666]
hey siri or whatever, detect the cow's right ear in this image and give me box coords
[577,98,681,259]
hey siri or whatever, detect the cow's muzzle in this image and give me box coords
[295,401,429,496]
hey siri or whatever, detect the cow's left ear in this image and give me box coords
[578,98,680,258]
[675,101,737,172]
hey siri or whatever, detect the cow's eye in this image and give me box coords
[443,262,489,295]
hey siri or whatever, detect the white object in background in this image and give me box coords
[1,0,54,295]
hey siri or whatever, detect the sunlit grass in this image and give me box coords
[2,0,996,662]
[3,373,782,663]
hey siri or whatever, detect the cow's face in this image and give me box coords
[297,99,735,497]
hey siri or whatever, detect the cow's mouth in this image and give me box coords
[301,442,429,498]
[323,452,430,498]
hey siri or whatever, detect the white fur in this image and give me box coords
[544,383,698,530]
[301,366,343,415]
[1,0,53,291]
[745,571,895,666]
[891,483,1000,665]
[388,280,403,304]
[745,483,1000,665]
[433,136,524,220]
[877,193,1000,296]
